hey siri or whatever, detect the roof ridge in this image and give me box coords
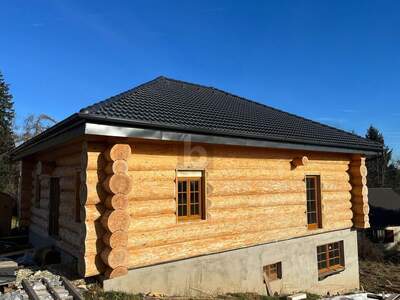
[160,76,378,146]
[79,76,164,114]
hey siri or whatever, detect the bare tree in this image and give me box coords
[16,114,57,145]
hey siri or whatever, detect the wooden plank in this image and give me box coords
[22,279,41,300]
[42,278,62,300]
[61,276,83,300]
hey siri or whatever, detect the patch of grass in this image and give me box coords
[305,293,320,300]
[83,287,321,300]
[218,293,282,300]
[83,285,144,300]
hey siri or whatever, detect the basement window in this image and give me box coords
[317,241,345,279]
[263,262,282,281]
[306,175,322,230]
[176,170,205,221]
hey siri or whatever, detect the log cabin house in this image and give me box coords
[12,76,382,296]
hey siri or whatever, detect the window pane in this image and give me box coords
[191,180,199,192]
[178,192,187,205]
[308,212,316,224]
[306,178,315,189]
[307,189,315,201]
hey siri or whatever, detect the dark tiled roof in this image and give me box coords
[80,76,381,152]
[369,188,400,211]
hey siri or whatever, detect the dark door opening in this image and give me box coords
[49,177,60,237]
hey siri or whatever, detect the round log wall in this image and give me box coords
[349,155,369,228]
[100,144,132,278]
[82,141,360,278]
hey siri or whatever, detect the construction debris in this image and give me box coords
[0,267,84,300]
[0,259,17,286]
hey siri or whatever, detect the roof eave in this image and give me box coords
[11,114,85,160]
[12,115,382,160]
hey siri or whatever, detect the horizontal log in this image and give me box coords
[36,161,55,175]
[59,202,74,217]
[104,144,132,162]
[84,238,104,256]
[128,215,306,249]
[322,200,352,212]
[101,247,128,269]
[84,152,106,171]
[322,191,352,202]
[59,216,83,234]
[101,210,130,233]
[56,154,81,167]
[56,239,83,258]
[129,214,176,232]
[128,199,175,217]
[60,176,76,192]
[208,180,305,197]
[324,209,353,222]
[103,230,128,248]
[103,174,133,195]
[105,160,129,174]
[58,227,81,248]
[53,166,80,177]
[84,170,107,186]
[321,181,352,192]
[207,193,304,210]
[129,180,174,201]
[60,190,75,203]
[104,194,128,210]
[127,170,175,182]
[81,183,107,205]
[84,220,106,241]
[208,204,305,221]
[324,219,353,230]
[81,254,106,277]
[104,266,128,279]
[85,204,105,222]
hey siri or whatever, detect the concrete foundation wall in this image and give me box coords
[104,228,359,296]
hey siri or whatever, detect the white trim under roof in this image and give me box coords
[84,123,377,155]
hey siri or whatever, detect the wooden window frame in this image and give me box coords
[306,175,322,230]
[317,241,345,279]
[176,172,205,222]
[263,262,282,281]
[48,177,60,238]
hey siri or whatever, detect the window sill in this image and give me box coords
[177,218,207,224]
[318,267,345,281]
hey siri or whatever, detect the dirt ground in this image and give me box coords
[359,258,400,294]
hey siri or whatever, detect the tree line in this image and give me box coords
[0,71,56,196]
[0,70,399,196]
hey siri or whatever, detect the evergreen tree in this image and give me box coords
[365,125,392,187]
[0,71,16,194]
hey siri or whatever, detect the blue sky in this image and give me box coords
[1,0,399,158]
